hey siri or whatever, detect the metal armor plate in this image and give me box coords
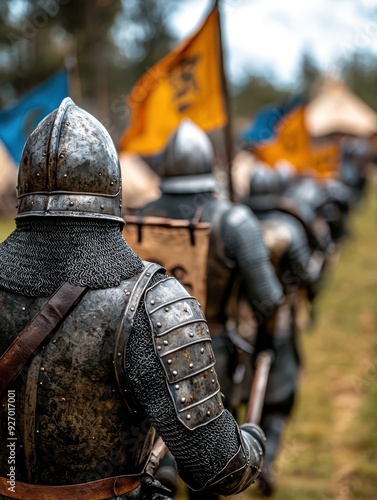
[145,277,224,430]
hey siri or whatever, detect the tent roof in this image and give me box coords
[306,76,377,137]
[119,152,161,210]
[0,141,17,194]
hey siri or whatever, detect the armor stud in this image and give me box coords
[189,332,194,338]
[167,359,172,364]
[100,205,105,209]
[163,340,168,345]
[157,346,161,350]
[117,352,122,357]
[181,397,186,403]
[69,201,74,206]
[172,370,177,376]
[200,348,204,353]
[130,306,135,311]
[165,307,169,312]
[40,367,45,372]
[175,385,179,389]
[151,299,155,305]
[207,411,211,416]
[157,322,162,327]
[189,363,193,368]
[186,414,191,420]
[21,306,26,311]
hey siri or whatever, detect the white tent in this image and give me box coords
[306,76,377,137]
[119,152,161,210]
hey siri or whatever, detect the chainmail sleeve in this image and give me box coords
[221,205,284,319]
[124,273,264,494]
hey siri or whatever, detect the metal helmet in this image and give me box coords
[159,118,216,194]
[16,97,123,224]
[249,163,282,196]
[247,162,282,210]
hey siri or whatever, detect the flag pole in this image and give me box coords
[215,0,234,202]
[64,37,82,106]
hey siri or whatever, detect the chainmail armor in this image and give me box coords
[0,219,143,297]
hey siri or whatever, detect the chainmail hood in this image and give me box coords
[0,218,143,297]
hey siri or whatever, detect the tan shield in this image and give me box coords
[123,215,211,309]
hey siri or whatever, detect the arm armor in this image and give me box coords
[222,205,284,317]
[188,423,266,496]
[145,277,224,429]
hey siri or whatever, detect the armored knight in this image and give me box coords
[0,99,266,500]
[241,163,323,496]
[137,120,284,499]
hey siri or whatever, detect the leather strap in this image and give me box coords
[0,282,87,396]
[0,473,141,500]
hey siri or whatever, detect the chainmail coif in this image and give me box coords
[0,219,143,297]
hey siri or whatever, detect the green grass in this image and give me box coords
[0,217,15,242]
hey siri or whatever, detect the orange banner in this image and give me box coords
[312,143,340,179]
[256,106,313,172]
[119,6,227,156]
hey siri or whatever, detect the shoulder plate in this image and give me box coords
[114,261,165,412]
[145,277,224,430]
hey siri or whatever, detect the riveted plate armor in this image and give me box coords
[0,268,158,486]
[145,277,224,430]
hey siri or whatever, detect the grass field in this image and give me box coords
[0,178,376,500]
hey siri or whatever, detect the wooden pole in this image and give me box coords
[245,350,273,425]
[215,0,235,202]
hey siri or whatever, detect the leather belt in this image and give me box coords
[0,474,141,500]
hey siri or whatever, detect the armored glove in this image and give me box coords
[240,422,266,454]
[141,475,173,500]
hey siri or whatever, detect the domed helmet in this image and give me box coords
[16,97,123,224]
[159,118,216,194]
[247,162,282,209]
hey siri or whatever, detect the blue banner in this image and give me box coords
[241,97,304,145]
[0,70,69,165]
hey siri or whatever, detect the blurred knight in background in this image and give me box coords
[239,163,326,496]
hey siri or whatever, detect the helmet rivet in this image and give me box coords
[186,414,191,420]
[69,201,74,206]
[110,182,114,186]
[36,173,40,177]
[100,204,105,209]
[59,153,65,159]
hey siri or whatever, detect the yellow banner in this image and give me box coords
[256,106,313,172]
[123,215,211,309]
[312,143,340,179]
[119,6,227,155]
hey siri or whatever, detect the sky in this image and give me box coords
[170,0,377,87]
